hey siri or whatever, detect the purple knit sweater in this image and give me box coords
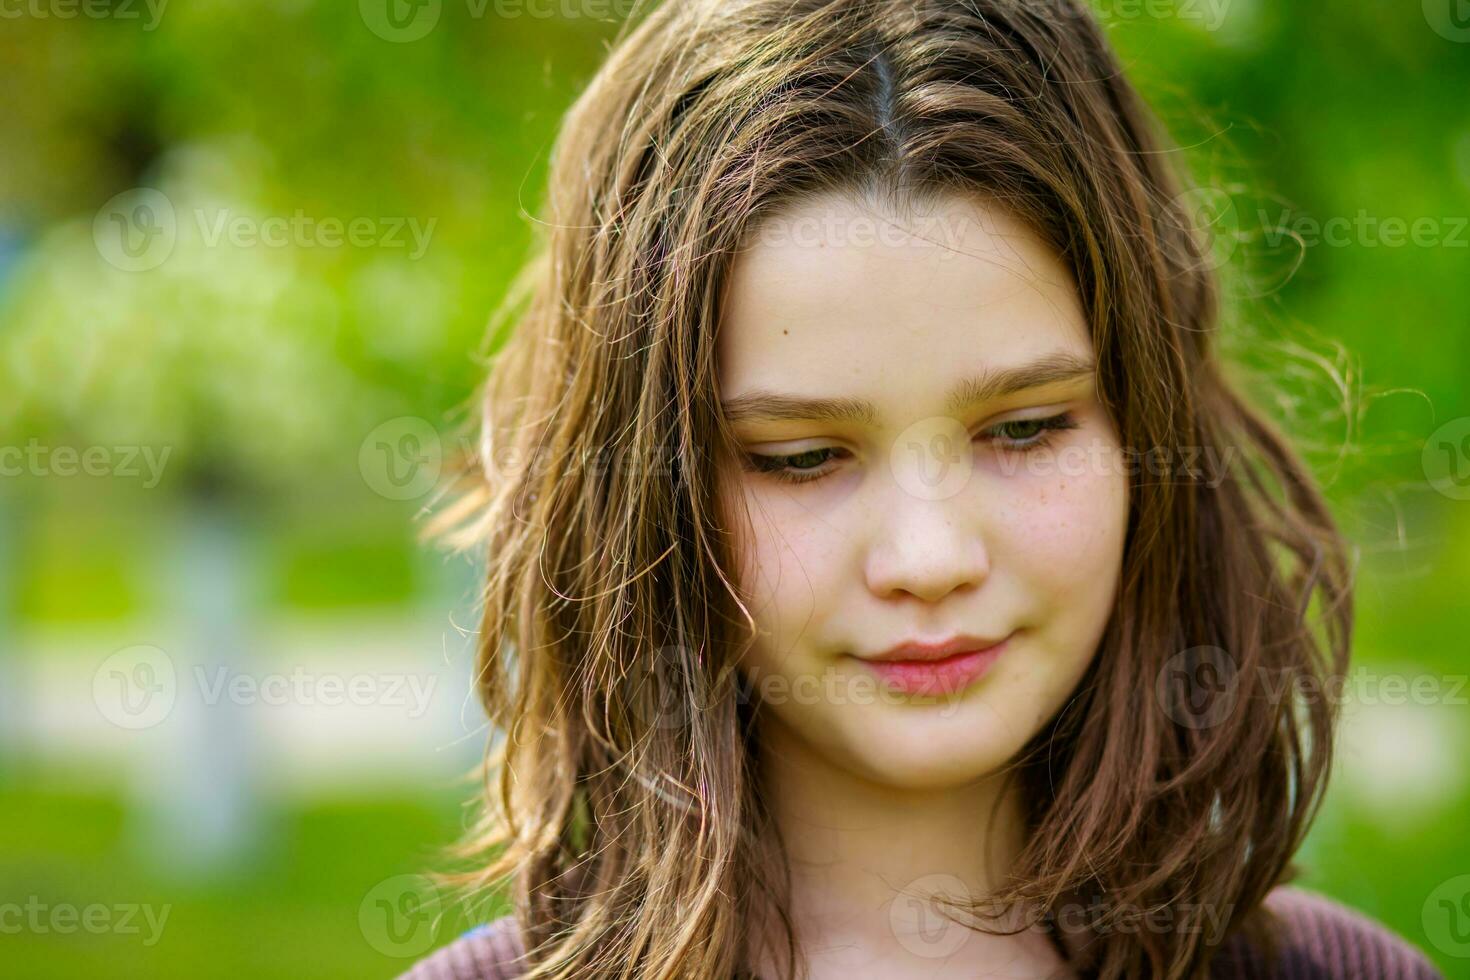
[397,885,1445,979]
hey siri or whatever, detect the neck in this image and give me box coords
[746,716,1066,979]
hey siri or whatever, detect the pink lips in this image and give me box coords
[852,633,1012,697]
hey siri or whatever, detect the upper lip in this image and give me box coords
[863,633,1011,663]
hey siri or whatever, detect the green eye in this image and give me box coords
[780,449,834,471]
[745,412,1080,487]
[744,446,844,484]
[993,418,1049,441]
[984,412,1080,449]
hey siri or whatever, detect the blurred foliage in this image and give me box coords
[0,0,1467,599]
[0,783,503,979]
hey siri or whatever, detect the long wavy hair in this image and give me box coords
[424,1,1354,977]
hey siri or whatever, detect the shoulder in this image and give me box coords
[392,889,1447,979]
[395,915,527,980]
[1211,884,1444,979]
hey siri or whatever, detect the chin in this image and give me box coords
[851,755,1012,792]
[830,704,1028,791]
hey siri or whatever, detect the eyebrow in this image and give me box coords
[721,350,1098,426]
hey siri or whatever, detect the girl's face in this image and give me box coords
[716,190,1129,789]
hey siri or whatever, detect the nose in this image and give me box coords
[862,488,991,603]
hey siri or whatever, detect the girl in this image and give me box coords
[407,0,1443,977]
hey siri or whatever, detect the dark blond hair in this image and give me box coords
[425,1,1353,977]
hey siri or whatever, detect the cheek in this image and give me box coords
[722,483,846,642]
[985,439,1129,630]
[1007,472,1124,578]
[972,446,1128,734]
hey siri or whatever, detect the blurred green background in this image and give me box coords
[0,1,1467,976]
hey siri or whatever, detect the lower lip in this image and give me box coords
[854,637,1011,697]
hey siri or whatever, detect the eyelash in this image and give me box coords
[742,412,1081,486]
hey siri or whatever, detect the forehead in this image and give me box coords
[717,190,1092,411]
